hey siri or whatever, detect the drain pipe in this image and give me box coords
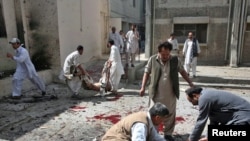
[20,0,29,52]
[225,0,232,63]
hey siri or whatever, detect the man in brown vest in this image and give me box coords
[101,102,169,141]
[140,41,194,141]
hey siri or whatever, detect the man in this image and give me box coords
[139,41,194,141]
[6,38,46,99]
[102,102,169,141]
[63,45,86,99]
[125,24,139,67]
[167,33,179,57]
[107,39,124,94]
[109,26,124,55]
[183,32,201,78]
[185,86,250,141]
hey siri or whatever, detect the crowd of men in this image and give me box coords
[5,25,250,141]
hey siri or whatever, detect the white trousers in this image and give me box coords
[184,57,198,76]
[12,72,46,96]
[66,76,82,95]
[126,52,136,65]
[110,71,121,91]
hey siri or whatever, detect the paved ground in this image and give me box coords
[0,59,250,141]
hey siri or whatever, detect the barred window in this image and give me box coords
[174,24,207,43]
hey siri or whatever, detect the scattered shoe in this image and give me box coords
[164,135,175,141]
[131,64,135,67]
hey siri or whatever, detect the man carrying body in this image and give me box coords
[63,45,86,99]
[185,86,250,141]
[6,38,46,99]
[102,102,169,141]
[107,39,124,95]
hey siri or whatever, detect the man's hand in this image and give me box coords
[139,87,145,97]
[6,53,13,59]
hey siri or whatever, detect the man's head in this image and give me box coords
[157,41,172,63]
[188,32,193,40]
[185,86,203,106]
[111,27,116,33]
[107,39,114,48]
[77,45,84,55]
[170,33,175,39]
[131,24,136,31]
[9,38,21,49]
[149,102,169,126]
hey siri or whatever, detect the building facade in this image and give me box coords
[0,0,109,75]
[146,0,250,66]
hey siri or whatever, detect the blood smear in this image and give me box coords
[93,114,121,124]
[157,116,185,132]
[106,94,123,101]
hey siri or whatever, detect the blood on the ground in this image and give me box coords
[106,94,123,101]
[157,116,185,132]
[90,114,122,124]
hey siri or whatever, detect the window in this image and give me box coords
[174,24,207,43]
[0,1,7,37]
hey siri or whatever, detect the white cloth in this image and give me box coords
[183,39,201,65]
[109,32,123,53]
[167,38,179,50]
[12,46,46,96]
[131,112,166,141]
[63,50,81,74]
[126,30,139,54]
[109,45,124,91]
[183,39,201,75]
[63,50,83,95]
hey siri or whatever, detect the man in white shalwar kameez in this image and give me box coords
[183,32,201,77]
[62,45,86,99]
[109,26,124,55]
[107,39,124,94]
[125,24,140,67]
[6,38,46,99]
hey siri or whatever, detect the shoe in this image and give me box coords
[10,95,22,100]
[164,135,175,141]
[131,64,134,67]
[71,94,81,99]
[42,91,46,96]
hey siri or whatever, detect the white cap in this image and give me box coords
[9,38,20,44]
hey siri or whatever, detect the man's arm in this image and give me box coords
[179,69,194,87]
[139,72,150,96]
[131,123,147,141]
[131,122,166,141]
[188,95,211,141]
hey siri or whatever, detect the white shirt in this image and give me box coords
[131,112,166,141]
[167,38,179,50]
[109,45,124,76]
[13,46,38,79]
[109,32,123,51]
[126,30,139,53]
[63,50,81,74]
[183,38,201,64]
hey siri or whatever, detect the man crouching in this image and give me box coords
[102,102,169,141]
